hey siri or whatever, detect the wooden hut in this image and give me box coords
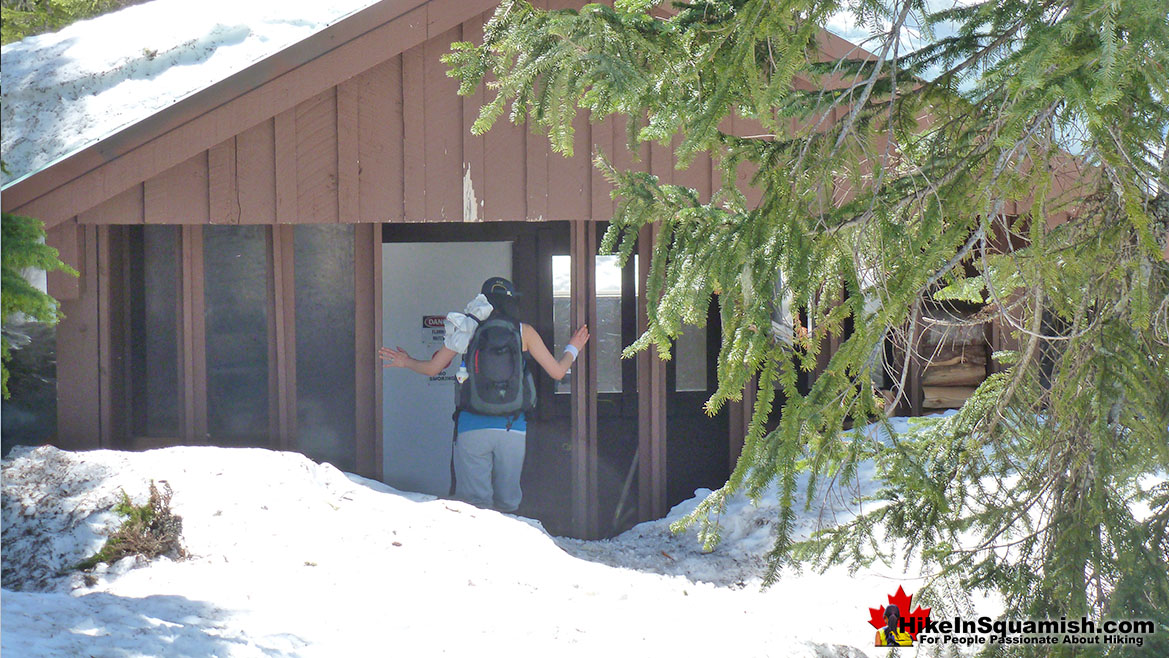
[2,0,1042,536]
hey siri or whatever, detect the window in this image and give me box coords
[128,225,182,437]
[552,254,633,394]
[674,322,707,392]
[293,224,356,471]
[203,225,270,444]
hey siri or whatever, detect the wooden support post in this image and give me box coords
[810,290,843,384]
[97,226,130,448]
[570,219,599,538]
[56,224,100,450]
[908,310,924,417]
[637,223,668,521]
[729,376,756,471]
[354,223,379,480]
[180,225,208,443]
[372,224,384,481]
[96,226,114,449]
[271,225,298,449]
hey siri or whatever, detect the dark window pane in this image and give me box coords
[675,323,707,392]
[203,225,270,445]
[129,225,181,436]
[294,225,355,471]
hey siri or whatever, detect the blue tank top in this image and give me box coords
[457,410,527,433]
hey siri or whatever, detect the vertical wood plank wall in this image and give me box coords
[46,4,741,527]
[68,14,675,229]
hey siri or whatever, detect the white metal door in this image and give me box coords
[381,241,512,495]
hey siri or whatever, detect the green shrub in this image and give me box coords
[75,480,187,571]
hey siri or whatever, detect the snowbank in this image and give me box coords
[558,412,957,587]
[2,442,895,657]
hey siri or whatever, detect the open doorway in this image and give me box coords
[380,222,576,533]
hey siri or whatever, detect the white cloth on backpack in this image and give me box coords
[444,294,494,353]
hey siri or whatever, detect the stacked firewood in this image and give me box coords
[919,310,990,409]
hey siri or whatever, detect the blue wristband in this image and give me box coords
[563,344,579,361]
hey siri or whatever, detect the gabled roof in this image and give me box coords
[2,0,497,225]
[2,0,874,229]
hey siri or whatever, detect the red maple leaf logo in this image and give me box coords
[867,585,932,641]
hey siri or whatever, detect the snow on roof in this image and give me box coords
[1,0,381,187]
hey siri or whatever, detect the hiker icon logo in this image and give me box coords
[869,585,931,647]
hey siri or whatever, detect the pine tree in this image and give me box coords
[2,212,78,398]
[445,0,1169,647]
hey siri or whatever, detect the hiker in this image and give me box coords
[378,277,589,513]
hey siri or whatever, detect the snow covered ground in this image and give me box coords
[2,416,963,657]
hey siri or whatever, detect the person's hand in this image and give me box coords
[569,324,590,350]
[378,346,411,368]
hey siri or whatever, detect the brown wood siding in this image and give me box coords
[423,25,465,222]
[35,5,728,231]
[275,110,298,223]
[208,138,240,225]
[146,154,209,225]
[80,185,143,225]
[296,89,340,223]
[349,59,406,222]
[237,120,278,225]
[46,221,82,301]
[589,116,615,220]
[401,44,427,221]
[337,80,360,224]
[460,13,487,222]
[481,90,529,221]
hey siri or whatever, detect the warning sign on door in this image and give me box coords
[422,315,455,385]
[421,315,446,346]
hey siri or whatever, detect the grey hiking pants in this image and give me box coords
[453,428,526,512]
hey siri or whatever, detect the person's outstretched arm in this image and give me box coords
[523,323,589,381]
[379,345,457,377]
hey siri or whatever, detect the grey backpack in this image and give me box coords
[456,312,536,417]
